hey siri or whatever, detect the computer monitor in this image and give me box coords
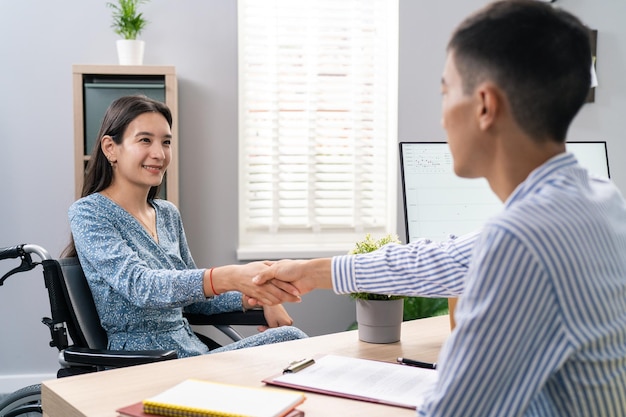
[399,141,610,243]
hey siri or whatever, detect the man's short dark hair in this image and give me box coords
[448,0,591,142]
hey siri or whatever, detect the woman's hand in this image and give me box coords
[258,304,294,331]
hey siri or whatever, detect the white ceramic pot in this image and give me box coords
[116,39,145,65]
[356,298,404,343]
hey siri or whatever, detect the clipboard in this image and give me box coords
[263,354,437,409]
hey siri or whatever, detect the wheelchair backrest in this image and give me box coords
[56,258,108,349]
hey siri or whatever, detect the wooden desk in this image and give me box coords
[42,315,450,417]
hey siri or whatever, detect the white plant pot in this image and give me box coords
[116,39,145,65]
[356,298,404,344]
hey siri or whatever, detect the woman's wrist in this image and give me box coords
[209,267,219,295]
[203,265,233,296]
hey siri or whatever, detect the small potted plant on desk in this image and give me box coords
[349,233,406,344]
[107,0,150,65]
[350,233,450,343]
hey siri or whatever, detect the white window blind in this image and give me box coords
[238,0,398,260]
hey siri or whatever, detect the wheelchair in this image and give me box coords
[0,244,267,417]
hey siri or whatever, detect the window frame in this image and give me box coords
[237,0,399,260]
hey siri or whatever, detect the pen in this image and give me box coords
[397,357,437,370]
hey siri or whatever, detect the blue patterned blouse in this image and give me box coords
[68,193,306,357]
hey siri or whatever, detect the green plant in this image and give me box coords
[348,233,449,322]
[107,0,149,40]
[348,233,405,301]
[403,297,448,321]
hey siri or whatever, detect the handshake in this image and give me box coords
[229,258,333,307]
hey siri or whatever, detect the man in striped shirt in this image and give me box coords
[254,1,626,415]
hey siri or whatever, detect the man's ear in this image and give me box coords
[476,83,500,131]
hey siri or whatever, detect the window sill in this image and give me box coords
[236,244,351,261]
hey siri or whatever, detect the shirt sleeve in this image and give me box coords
[331,231,478,297]
[165,201,245,314]
[173,206,198,269]
[184,291,244,315]
[418,227,570,416]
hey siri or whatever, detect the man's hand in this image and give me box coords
[251,258,333,304]
[236,261,303,305]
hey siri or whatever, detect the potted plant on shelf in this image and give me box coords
[349,233,406,344]
[107,0,150,65]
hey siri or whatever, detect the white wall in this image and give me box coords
[396,0,626,238]
[1,0,625,392]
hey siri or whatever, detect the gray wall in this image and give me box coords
[1,0,624,392]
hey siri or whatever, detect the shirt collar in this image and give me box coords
[505,152,578,207]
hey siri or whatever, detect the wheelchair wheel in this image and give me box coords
[0,384,42,416]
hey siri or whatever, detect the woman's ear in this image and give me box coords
[101,135,117,163]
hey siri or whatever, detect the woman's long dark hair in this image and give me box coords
[63,95,173,257]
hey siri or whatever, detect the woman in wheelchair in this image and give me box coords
[63,94,307,358]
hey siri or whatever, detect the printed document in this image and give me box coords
[266,354,437,409]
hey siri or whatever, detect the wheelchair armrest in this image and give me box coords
[62,346,177,368]
[184,309,268,326]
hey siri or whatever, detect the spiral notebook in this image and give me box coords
[117,378,306,417]
[117,402,304,417]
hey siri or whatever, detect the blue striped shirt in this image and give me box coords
[333,153,626,416]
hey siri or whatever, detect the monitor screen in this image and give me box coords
[400,141,610,243]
